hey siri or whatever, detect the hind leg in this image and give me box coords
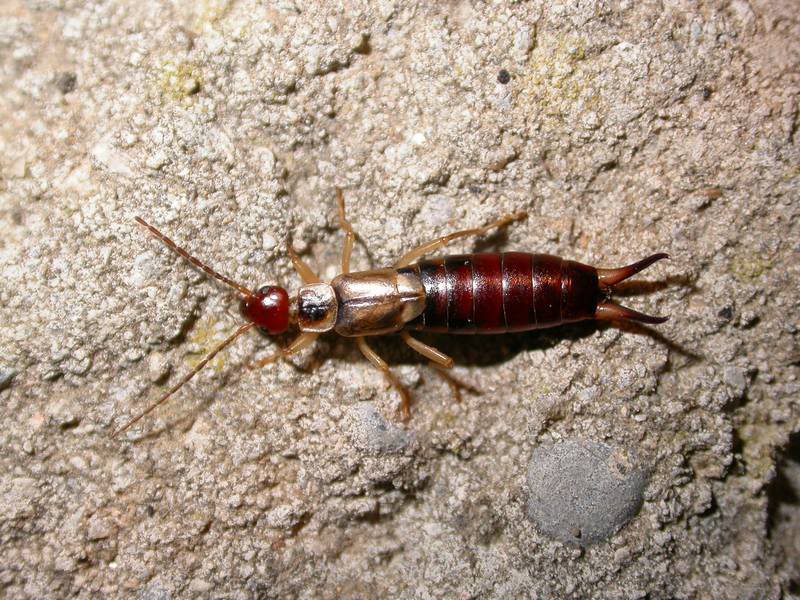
[394,211,526,268]
[400,331,453,368]
[428,365,481,404]
[400,332,480,403]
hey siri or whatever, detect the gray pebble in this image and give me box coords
[87,514,113,540]
[722,365,748,399]
[345,403,411,454]
[526,439,647,545]
[0,367,16,391]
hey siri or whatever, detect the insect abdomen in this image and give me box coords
[400,253,600,334]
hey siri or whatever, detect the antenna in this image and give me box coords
[135,217,254,298]
[114,322,255,435]
[115,217,260,435]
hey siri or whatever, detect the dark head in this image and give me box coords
[240,285,290,334]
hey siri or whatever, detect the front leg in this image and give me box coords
[337,188,359,275]
[287,244,320,284]
[248,332,319,370]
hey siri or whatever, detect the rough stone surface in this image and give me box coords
[526,439,647,545]
[1,0,799,597]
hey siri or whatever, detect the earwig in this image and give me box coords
[115,194,669,434]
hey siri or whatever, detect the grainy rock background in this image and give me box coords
[1,0,798,597]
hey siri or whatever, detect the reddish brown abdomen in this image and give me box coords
[400,253,599,334]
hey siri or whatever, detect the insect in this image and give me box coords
[115,191,668,434]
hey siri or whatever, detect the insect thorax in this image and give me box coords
[297,269,426,336]
[330,268,425,337]
[296,283,338,332]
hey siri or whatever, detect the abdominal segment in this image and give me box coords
[401,253,599,334]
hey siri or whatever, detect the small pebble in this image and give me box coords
[189,579,213,593]
[722,365,748,398]
[145,151,169,170]
[345,403,411,454]
[147,352,171,383]
[183,77,200,95]
[265,503,306,529]
[87,514,113,540]
[262,233,277,251]
[0,367,17,391]
[42,369,63,381]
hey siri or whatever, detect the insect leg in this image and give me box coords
[400,331,453,368]
[428,365,482,404]
[287,243,320,284]
[394,211,527,268]
[336,188,358,274]
[248,332,319,370]
[399,332,480,403]
[356,337,412,420]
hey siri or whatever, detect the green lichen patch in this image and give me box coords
[154,60,203,102]
[730,252,772,283]
[513,35,601,125]
[186,317,233,374]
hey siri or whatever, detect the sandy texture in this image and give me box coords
[1,0,798,597]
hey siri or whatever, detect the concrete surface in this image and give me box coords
[1,0,798,598]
